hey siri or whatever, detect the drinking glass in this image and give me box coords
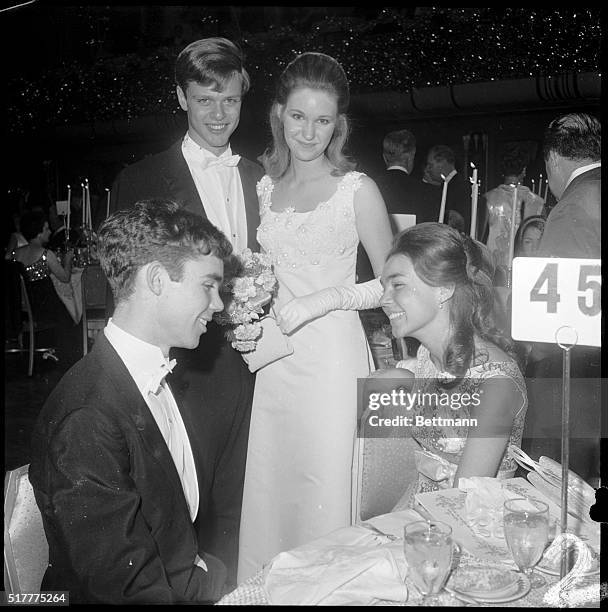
[404,520,454,605]
[503,498,549,588]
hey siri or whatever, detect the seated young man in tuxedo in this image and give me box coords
[29,199,233,604]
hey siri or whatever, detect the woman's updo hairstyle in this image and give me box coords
[262,52,356,179]
[388,222,514,382]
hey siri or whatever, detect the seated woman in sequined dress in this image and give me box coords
[11,209,80,366]
[370,223,527,506]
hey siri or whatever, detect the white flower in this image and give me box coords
[234,321,262,342]
[233,277,257,302]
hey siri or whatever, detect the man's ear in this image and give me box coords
[144,262,166,296]
[176,85,188,112]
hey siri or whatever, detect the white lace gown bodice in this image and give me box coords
[256,172,362,305]
[238,172,374,582]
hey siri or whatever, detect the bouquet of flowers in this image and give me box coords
[215,248,278,352]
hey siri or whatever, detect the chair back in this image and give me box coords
[352,414,420,523]
[82,265,107,308]
[4,465,49,593]
[3,261,24,341]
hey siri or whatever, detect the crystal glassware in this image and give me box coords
[503,498,549,588]
[404,520,454,605]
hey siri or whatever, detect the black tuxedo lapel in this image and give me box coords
[162,141,207,219]
[237,161,261,252]
[92,335,193,523]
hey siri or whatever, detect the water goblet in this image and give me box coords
[503,498,549,588]
[404,520,454,605]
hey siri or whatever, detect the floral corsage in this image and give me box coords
[214,249,278,352]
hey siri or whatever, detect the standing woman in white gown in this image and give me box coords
[238,52,393,581]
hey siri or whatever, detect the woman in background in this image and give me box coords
[514,215,546,257]
[11,209,79,367]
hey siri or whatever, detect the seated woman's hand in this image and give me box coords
[363,367,415,399]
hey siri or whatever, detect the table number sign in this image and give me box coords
[511,257,601,347]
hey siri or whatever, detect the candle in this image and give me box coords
[543,180,549,201]
[538,174,543,197]
[438,174,448,224]
[531,178,535,195]
[105,187,111,219]
[66,185,71,232]
[469,163,478,239]
[81,183,86,228]
[507,183,519,271]
[86,182,92,230]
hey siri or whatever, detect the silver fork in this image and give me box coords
[361,522,400,541]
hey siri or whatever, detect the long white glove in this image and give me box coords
[277,278,383,334]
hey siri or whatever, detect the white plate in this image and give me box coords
[453,573,531,604]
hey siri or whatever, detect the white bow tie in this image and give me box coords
[144,358,177,395]
[200,153,241,171]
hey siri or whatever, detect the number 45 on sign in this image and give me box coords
[511,258,601,347]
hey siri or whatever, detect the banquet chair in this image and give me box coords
[81,265,108,356]
[352,409,420,524]
[4,465,49,594]
[4,261,58,377]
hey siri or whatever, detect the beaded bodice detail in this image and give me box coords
[13,250,51,282]
[412,344,527,479]
[256,172,363,270]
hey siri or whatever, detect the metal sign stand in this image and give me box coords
[555,325,578,592]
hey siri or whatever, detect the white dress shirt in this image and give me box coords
[386,165,409,174]
[564,161,601,191]
[181,133,248,252]
[103,319,199,522]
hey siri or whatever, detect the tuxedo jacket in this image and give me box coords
[29,334,227,604]
[375,168,441,224]
[537,166,601,259]
[109,138,264,585]
[110,139,263,252]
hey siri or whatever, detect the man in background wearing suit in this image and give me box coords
[524,112,601,485]
[424,144,471,232]
[30,200,232,603]
[375,129,441,224]
[110,38,263,586]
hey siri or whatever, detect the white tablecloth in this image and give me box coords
[218,506,600,606]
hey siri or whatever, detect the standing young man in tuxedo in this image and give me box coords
[30,200,232,603]
[110,38,263,586]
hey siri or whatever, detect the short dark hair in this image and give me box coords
[428,144,455,166]
[98,199,233,303]
[499,144,529,177]
[543,113,600,162]
[175,37,250,95]
[20,210,47,241]
[383,130,416,164]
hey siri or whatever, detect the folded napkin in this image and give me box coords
[264,527,408,605]
[458,477,534,538]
